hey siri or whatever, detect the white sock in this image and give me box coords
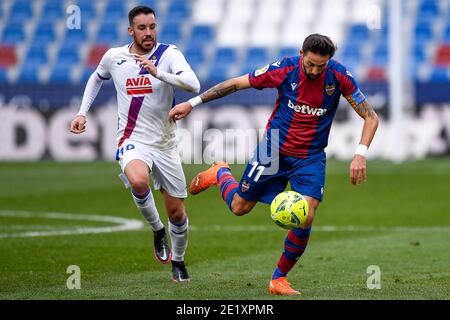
[132,189,164,232]
[169,218,189,262]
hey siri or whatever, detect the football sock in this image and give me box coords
[217,168,239,210]
[272,226,312,280]
[132,188,164,232]
[168,217,189,262]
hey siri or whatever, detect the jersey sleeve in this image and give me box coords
[248,58,293,90]
[337,67,366,105]
[95,48,114,80]
[167,46,193,75]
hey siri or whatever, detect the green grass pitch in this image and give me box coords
[0,159,449,300]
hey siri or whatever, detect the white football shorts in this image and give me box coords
[117,139,187,198]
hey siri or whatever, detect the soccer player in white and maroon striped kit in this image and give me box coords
[70,6,200,282]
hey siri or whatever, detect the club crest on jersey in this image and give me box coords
[287,99,328,116]
[125,76,153,95]
[255,64,269,76]
[241,180,250,192]
[325,84,336,96]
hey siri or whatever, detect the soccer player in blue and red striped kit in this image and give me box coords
[169,34,379,295]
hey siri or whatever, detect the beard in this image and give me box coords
[134,35,156,53]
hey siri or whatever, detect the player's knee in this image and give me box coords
[167,206,186,222]
[129,176,149,193]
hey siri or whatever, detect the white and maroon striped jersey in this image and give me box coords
[95,43,194,150]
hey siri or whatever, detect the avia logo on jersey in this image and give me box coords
[125,76,153,95]
[287,100,328,116]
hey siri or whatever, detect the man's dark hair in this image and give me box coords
[128,6,156,25]
[302,34,337,58]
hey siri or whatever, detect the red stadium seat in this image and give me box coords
[86,45,109,68]
[0,45,17,68]
[434,44,450,66]
[366,67,386,82]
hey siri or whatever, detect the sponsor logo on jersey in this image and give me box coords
[117,59,127,65]
[325,84,336,96]
[255,64,270,76]
[125,76,153,95]
[287,99,328,116]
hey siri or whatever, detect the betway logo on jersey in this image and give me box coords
[125,76,153,95]
[287,100,328,116]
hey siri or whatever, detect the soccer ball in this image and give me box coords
[270,191,309,229]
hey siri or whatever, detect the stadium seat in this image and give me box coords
[34,20,56,44]
[160,22,182,44]
[435,44,450,66]
[72,0,96,20]
[189,25,214,47]
[48,64,73,83]
[429,67,450,82]
[17,64,40,83]
[414,22,433,42]
[1,24,25,44]
[103,0,126,20]
[348,24,370,43]
[166,1,191,20]
[279,47,299,58]
[42,0,64,20]
[9,0,33,23]
[57,45,80,65]
[25,46,48,66]
[342,43,364,62]
[96,20,120,45]
[417,0,439,20]
[184,46,205,71]
[86,45,109,68]
[365,66,386,82]
[0,69,8,83]
[0,46,18,68]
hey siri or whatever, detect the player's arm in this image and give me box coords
[346,97,379,185]
[168,75,251,121]
[70,50,113,134]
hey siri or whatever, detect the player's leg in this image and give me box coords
[159,190,190,282]
[120,145,170,265]
[269,154,325,295]
[149,148,190,282]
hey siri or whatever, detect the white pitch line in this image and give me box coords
[0,210,144,239]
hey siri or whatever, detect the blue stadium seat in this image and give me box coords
[430,67,449,82]
[279,47,299,58]
[96,20,119,44]
[348,24,369,43]
[104,0,126,20]
[25,46,48,65]
[184,46,205,70]
[213,47,237,64]
[372,43,388,65]
[443,25,450,42]
[9,0,33,22]
[72,0,96,20]
[1,24,25,44]
[139,0,158,12]
[42,0,64,20]
[64,28,88,44]
[242,47,268,72]
[17,64,40,83]
[415,22,433,42]
[160,22,182,44]
[166,1,190,20]
[34,20,56,44]
[342,44,363,62]
[57,46,80,65]
[418,0,439,20]
[0,69,8,83]
[190,25,214,47]
[48,65,73,83]
[412,45,426,63]
[208,64,231,82]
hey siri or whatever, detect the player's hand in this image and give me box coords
[70,115,87,134]
[350,154,367,185]
[134,54,157,77]
[168,102,193,122]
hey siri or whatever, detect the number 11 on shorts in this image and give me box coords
[248,161,265,182]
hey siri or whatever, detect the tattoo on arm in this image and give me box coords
[200,80,238,103]
[347,98,377,119]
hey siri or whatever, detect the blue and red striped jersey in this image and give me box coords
[249,55,366,158]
